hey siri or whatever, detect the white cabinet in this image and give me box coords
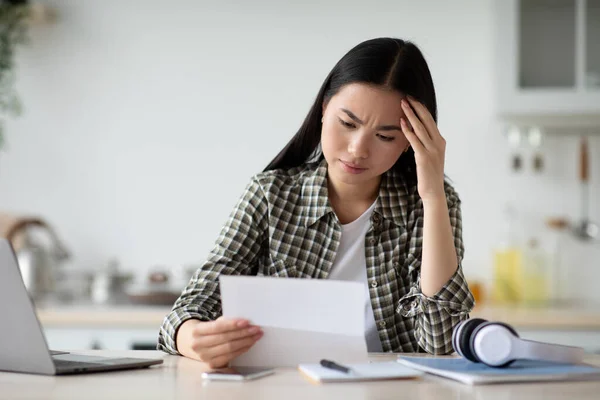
[36,306,169,351]
[43,327,160,351]
[494,0,600,127]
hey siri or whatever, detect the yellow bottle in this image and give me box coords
[520,238,549,305]
[492,204,523,304]
[493,247,522,304]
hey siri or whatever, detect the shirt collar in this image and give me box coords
[299,159,410,228]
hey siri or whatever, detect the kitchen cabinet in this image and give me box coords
[494,0,600,128]
[43,327,159,351]
[37,306,169,351]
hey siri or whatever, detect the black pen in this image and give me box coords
[320,359,352,374]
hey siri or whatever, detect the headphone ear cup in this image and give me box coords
[494,322,519,338]
[469,321,518,367]
[454,318,487,362]
[452,320,466,357]
[452,320,465,356]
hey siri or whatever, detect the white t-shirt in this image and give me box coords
[328,201,383,352]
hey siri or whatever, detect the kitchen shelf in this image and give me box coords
[494,0,600,130]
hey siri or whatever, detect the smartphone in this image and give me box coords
[201,366,275,381]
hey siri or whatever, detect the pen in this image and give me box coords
[319,359,352,374]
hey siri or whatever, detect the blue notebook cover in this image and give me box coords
[397,356,600,385]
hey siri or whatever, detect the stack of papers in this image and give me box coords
[397,356,600,385]
[219,275,369,367]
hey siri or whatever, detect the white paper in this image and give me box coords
[219,275,369,367]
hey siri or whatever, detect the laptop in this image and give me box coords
[0,239,164,375]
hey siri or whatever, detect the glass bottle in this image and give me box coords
[492,204,523,304]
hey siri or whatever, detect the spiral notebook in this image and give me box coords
[298,361,423,384]
[397,356,600,385]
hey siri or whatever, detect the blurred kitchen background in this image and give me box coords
[0,0,599,352]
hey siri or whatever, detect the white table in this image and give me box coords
[1,351,600,399]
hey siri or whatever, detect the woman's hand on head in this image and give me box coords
[400,97,447,204]
[176,316,263,369]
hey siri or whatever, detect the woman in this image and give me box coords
[158,37,475,368]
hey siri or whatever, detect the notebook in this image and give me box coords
[397,356,600,385]
[298,361,423,384]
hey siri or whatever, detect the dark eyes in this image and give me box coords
[338,118,395,142]
[339,119,355,129]
[377,134,395,142]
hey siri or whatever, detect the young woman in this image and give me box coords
[158,37,475,368]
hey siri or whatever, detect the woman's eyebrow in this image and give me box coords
[340,108,402,132]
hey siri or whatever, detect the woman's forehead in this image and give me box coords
[331,83,406,118]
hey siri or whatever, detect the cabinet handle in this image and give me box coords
[579,136,588,182]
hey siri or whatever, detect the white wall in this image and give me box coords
[2,0,599,301]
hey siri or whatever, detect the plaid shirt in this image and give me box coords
[158,159,474,355]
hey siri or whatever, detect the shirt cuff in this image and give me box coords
[396,267,475,354]
[396,267,475,318]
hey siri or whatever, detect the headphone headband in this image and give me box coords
[514,338,585,364]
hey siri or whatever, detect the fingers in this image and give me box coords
[401,117,424,154]
[401,98,433,147]
[205,344,255,370]
[405,97,446,146]
[195,325,262,348]
[194,317,250,336]
[405,96,436,134]
[190,317,263,368]
[196,332,263,366]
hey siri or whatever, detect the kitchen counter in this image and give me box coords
[36,306,171,350]
[36,305,170,328]
[36,304,600,330]
[470,304,600,330]
[35,304,600,352]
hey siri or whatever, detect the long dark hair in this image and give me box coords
[263,37,438,186]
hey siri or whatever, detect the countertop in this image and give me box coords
[36,304,600,330]
[1,350,600,399]
[470,304,600,329]
[36,305,170,328]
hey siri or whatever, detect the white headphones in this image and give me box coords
[452,318,585,367]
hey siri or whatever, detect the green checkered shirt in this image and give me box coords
[158,159,474,355]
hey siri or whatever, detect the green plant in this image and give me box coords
[0,0,29,149]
